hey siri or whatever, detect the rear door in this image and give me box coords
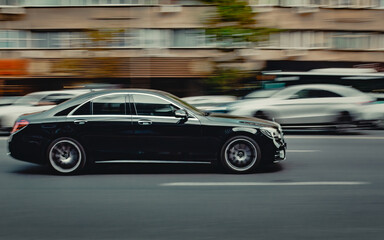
[276,89,343,125]
[68,93,137,162]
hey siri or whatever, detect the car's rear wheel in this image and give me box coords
[47,137,86,175]
[220,136,261,173]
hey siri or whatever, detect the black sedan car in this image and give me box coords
[8,89,286,174]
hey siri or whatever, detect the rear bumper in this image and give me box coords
[8,131,46,165]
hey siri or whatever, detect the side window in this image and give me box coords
[93,94,126,115]
[313,90,342,98]
[294,89,310,99]
[55,105,79,116]
[73,102,91,115]
[132,94,179,117]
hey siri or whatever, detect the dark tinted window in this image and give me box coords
[93,94,126,115]
[55,105,79,116]
[73,102,91,115]
[295,89,342,99]
[311,90,342,98]
[133,94,179,116]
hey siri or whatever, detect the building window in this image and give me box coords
[328,0,378,7]
[0,30,28,48]
[138,29,171,48]
[331,32,372,50]
[248,0,279,6]
[17,0,160,6]
[280,0,323,7]
[173,29,206,47]
[31,31,87,48]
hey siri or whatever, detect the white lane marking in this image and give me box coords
[285,136,384,140]
[287,150,320,153]
[161,182,370,187]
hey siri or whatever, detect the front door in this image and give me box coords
[130,93,204,162]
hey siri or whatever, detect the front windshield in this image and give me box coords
[244,90,279,99]
[13,93,45,106]
[164,93,207,116]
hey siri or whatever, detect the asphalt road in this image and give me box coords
[1,131,384,240]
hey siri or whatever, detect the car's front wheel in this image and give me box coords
[47,137,86,175]
[220,136,261,173]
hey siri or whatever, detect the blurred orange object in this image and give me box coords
[0,59,28,75]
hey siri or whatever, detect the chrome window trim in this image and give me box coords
[68,92,129,117]
[133,115,200,122]
[67,114,133,118]
[67,114,199,122]
[67,92,198,120]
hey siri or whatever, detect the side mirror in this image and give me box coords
[175,109,188,119]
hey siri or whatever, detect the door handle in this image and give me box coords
[74,119,87,125]
[138,120,152,125]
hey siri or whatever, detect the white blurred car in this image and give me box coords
[0,89,90,132]
[182,95,237,112]
[360,93,384,129]
[242,89,281,100]
[228,84,375,129]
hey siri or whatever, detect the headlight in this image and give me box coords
[260,127,281,139]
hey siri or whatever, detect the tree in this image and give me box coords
[201,0,280,95]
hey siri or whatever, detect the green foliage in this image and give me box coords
[202,0,255,25]
[204,68,250,94]
[201,0,280,93]
[202,0,280,45]
[84,29,124,49]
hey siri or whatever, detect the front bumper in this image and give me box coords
[274,143,287,163]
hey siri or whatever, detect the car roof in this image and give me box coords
[284,84,354,90]
[26,89,91,96]
[271,84,369,98]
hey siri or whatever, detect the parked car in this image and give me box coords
[227,84,375,129]
[8,89,286,175]
[0,89,90,133]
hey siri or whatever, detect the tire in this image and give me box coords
[47,137,86,175]
[220,136,261,173]
[334,111,353,133]
[336,111,352,124]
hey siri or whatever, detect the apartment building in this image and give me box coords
[0,0,383,95]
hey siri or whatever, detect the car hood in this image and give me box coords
[205,113,281,129]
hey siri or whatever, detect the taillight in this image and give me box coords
[11,119,29,134]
